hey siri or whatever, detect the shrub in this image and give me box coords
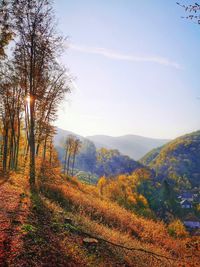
[168,219,188,238]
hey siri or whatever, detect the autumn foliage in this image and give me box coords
[38,170,199,266]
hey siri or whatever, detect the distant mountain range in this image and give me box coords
[54,128,142,178]
[87,134,170,160]
[54,128,200,187]
[54,128,170,160]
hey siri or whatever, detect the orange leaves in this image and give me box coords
[41,175,173,250]
[168,219,188,238]
[0,173,30,266]
[96,168,151,213]
[33,168,200,266]
[127,195,137,205]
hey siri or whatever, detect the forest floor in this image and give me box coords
[0,172,30,266]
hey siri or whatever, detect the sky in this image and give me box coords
[53,0,200,139]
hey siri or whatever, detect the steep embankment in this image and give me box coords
[0,169,199,266]
[140,131,200,186]
[39,171,200,266]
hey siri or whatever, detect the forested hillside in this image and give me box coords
[140,147,162,166]
[141,131,200,187]
[57,136,142,180]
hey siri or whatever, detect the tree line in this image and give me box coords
[63,135,81,176]
[0,0,70,188]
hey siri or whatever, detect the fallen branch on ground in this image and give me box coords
[67,224,178,262]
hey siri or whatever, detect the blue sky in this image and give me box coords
[54,0,200,139]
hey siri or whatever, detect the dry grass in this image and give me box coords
[39,174,200,266]
[1,168,199,266]
[42,196,173,267]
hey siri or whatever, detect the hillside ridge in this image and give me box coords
[141,130,200,186]
[55,127,170,160]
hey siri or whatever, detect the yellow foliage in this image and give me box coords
[97,176,107,195]
[127,195,137,205]
[196,204,200,212]
[137,194,148,207]
[96,169,151,213]
[168,219,188,238]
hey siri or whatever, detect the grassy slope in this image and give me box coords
[0,169,199,266]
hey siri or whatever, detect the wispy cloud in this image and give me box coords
[68,43,182,69]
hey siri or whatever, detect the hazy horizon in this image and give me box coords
[56,125,199,141]
[54,0,200,139]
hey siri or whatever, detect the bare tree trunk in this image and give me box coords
[8,132,13,169]
[23,143,29,170]
[3,126,8,172]
[63,146,68,174]
[15,116,20,170]
[49,138,53,165]
[9,122,16,170]
[29,25,36,188]
[36,142,40,156]
[29,97,35,187]
[43,135,48,161]
[71,152,76,176]
[0,140,3,168]
[66,152,71,175]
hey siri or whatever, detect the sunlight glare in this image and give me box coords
[26,96,31,104]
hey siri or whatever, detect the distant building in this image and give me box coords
[180,199,192,209]
[184,214,200,229]
[178,190,200,207]
[184,221,200,229]
[179,192,194,202]
[191,188,200,201]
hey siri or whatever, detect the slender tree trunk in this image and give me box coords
[49,138,52,165]
[9,122,16,170]
[43,135,47,161]
[36,142,40,156]
[15,116,20,170]
[63,146,68,174]
[29,97,35,187]
[23,143,29,170]
[71,153,76,176]
[29,28,36,188]
[8,133,13,170]
[0,141,3,168]
[36,127,43,156]
[3,126,8,172]
[66,152,71,175]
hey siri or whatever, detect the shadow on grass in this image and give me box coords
[13,189,74,267]
[0,171,10,187]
